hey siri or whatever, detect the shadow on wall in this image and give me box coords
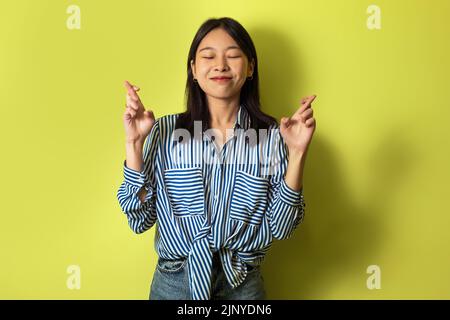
[262,129,416,299]
[250,26,415,299]
[262,136,382,299]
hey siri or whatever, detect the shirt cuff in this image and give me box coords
[279,179,304,206]
[123,159,146,188]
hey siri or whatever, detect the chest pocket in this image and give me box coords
[163,167,205,217]
[229,170,270,225]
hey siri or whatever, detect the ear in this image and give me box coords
[190,59,196,78]
[248,58,255,77]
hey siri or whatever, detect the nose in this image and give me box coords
[214,56,229,72]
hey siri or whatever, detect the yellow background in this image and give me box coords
[1,0,449,299]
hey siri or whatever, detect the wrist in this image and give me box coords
[288,149,307,164]
[126,139,144,150]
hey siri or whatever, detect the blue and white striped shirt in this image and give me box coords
[117,104,306,300]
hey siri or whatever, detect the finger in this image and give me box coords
[305,95,316,106]
[127,107,136,117]
[129,87,141,102]
[124,110,133,121]
[296,97,309,118]
[124,80,141,102]
[300,108,313,120]
[124,80,139,91]
[299,96,309,107]
[301,95,316,110]
[305,117,315,128]
[126,94,139,111]
[280,116,291,129]
[124,80,133,91]
[296,95,316,115]
[126,91,145,114]
[126,106,136,118]
[124,112,132,121]
[145,109,155,119]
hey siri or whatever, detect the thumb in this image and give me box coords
[144,110,154,118]
[280,117,290,128]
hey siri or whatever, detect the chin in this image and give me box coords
[211,94,234,100]
[205,88,235,96]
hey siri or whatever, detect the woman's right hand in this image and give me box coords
[123,80,155,144]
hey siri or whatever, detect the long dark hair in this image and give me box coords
[175,17,277,139]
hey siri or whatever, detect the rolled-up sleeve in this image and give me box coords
[116,120,160,234]
[265,128,306,240]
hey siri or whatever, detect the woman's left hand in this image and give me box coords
[280,95,317,156]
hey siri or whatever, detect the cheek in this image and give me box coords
[196,63,211,75]
[233,62,247,77]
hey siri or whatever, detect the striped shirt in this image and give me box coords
[116,104,306,300]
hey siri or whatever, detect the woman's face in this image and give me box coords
[191,28,254,101]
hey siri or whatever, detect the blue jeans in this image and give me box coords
[149,252,266,300]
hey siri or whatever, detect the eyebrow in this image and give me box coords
[198,45,241,52]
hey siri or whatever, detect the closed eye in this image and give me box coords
[201,56,241,59]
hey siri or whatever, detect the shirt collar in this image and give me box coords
[233,103,250,130]
[203,104,250,144]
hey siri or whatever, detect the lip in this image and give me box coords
[211,77,232,82]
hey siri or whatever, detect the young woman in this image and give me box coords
[117,17,316,300]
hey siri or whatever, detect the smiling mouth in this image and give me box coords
[211,77,232,82]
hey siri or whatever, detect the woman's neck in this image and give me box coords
[207,96,240,129]
[206,96,241,150]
